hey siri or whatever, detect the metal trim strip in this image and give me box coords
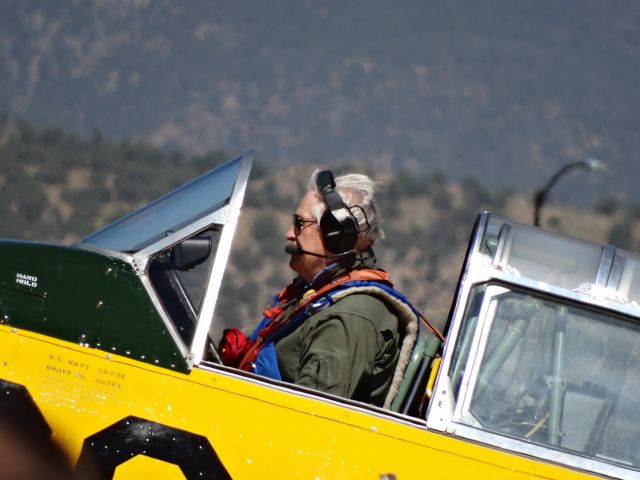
[596,245,616,287]
[190,150,254,365]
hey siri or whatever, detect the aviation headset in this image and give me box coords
[316,170,361,254]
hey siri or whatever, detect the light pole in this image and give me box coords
[533,158,606,227]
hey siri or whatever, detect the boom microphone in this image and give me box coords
[284,244,356,259]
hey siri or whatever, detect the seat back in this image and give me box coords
[390,332,442,415]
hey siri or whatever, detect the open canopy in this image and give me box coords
[81,152,249,252]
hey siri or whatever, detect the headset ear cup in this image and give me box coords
[320,209,358,254]
[319,210,340,253]
[316,169,359,254]
[340,219,358,252]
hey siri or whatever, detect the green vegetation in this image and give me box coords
[2,120,638,331]
[2,1,638,205]
[0,119,227,241]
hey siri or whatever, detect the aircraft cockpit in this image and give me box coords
[78,153,640,478]
[429,213,640,479]
[2,151,640,477]
[82,152,640,478]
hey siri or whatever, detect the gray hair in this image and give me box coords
[307,169,385,244]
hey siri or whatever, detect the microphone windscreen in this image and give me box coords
[284,244,302,255]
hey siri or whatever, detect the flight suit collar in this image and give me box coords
[307,246,378,291]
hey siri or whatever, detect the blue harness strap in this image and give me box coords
[252,342,282,380]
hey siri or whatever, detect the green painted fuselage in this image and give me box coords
[0,240,188,372]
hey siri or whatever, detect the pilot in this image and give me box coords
[221,169,419,408]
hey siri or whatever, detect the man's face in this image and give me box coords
[285,191,330,283]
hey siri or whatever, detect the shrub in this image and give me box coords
[609,221,633,250]
[594,196,619,216]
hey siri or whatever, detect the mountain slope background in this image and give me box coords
[2,120,638,330]
[1,0,639,206]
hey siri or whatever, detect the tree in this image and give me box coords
[609,220,633,250]
[594,196,619,216]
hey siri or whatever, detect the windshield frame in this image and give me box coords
[450,283,640,479]
[427,213,640,480]
[76,150,253,367]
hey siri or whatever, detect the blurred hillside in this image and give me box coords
[2,120,639,329]
[1,1,639,205]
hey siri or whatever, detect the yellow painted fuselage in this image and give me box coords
[1,327,597,479]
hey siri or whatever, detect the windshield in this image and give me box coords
[454,285,640,471]
[81,156,243,252]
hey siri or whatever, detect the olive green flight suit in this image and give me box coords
[275,248,401,407]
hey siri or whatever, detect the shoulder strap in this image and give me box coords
[238,269,391,372]
[261,269,391,338]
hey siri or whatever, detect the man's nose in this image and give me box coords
[285,224,295,240]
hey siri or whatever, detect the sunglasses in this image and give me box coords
[293,214,316,234]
